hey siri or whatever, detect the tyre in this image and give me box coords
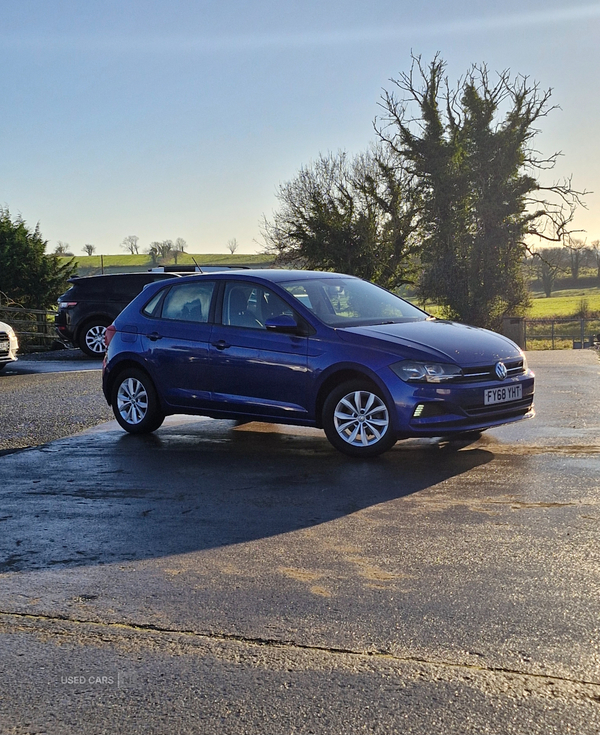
[322,380,396,458]
[111,368,165,434]
[79,320,109,358]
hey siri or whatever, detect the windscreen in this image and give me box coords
[281,277,428,327]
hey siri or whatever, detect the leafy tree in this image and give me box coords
[375,54,584,329]
[146,240,174,264]
[158,240,173,259]
[121,235,139,254]
[264,55,584,326]
[263,148,420,289]
[0,208,76,308]
[82,244,96,256]
[147,242,161,265]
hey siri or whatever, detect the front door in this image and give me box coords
[209,281,309,419]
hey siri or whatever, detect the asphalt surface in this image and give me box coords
[0,349,599,734]
[0,352,110,453]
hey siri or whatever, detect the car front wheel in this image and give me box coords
[322,380,396,457]
[112,368,165,434]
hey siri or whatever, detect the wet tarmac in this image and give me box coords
[2,347,101,374]
[0,350,599,734]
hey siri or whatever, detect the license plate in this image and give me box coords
[484,384,522,405]
[0,340,9,352]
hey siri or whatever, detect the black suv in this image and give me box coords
[55,272,179,356]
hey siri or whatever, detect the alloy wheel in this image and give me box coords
[333,390,389,447]
[116,377,148,425]
[85,325,107,354]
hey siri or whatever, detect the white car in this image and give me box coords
[0,320,19,371]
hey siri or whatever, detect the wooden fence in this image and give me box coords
[0,306,57,351]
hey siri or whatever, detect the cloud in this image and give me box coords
[2,4,600,54]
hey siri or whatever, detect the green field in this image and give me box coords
[407,286,600,319]
[61,255,600,318]
[59,252,274,276]
[527,286,600,318]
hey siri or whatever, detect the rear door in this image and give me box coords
[141,280,217,409]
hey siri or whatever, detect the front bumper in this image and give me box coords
[389,370,535,438]
[0,332,18,366]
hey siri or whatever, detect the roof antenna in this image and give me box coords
[191,256,202,272]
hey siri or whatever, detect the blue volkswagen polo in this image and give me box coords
[102,270,534,457]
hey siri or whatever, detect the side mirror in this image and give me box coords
[265,315,300,334]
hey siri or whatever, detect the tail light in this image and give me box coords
[58,301,77,309]
[104,324,117,347]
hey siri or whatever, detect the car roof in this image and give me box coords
[165,269,354,284]
[68,272,178,283]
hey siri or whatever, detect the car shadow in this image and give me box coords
[0,419,493,573]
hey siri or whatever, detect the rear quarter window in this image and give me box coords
[152,281,216,323]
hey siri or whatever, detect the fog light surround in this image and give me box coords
[412,402,448,419]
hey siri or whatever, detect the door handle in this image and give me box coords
[147,332,162,341]
[212,340,230,351]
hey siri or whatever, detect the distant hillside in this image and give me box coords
[58,253,274,277]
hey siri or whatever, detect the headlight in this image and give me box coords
[391,360,463,383]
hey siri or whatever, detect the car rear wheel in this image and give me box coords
[112,368,165,434]
[322,380,396,457]
[79,321,109,357]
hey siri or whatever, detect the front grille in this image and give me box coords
[0,331,9,357]
[459,359,524,383]
[465,396,534,419]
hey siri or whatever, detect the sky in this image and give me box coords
[1,0,600,255]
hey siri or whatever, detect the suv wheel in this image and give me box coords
[112,368,165,434]
[322,380,396,457]
[79,320,109,357]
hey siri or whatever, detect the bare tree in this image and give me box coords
[173,238,187,264]
[227,238,239,254]
[531,247,567,297]
[54,241,73,256]
[121,235,139,254]
[82,244,96,256]
[590,240,600,282]
[564,237,589,281]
